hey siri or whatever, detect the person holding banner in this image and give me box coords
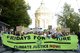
[47,31,51,38]
[43,32,47,37]
[77,32,80,44]
[15,31,20,36]
[0,31,2,47]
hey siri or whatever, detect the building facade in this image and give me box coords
[0,21,9,32]
[35,1,53,29]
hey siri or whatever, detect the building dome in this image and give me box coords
[35,2,52,16]
[35,0,53,29]
[36,4,49,13]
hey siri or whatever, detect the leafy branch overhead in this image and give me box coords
[0,0,31,27]
[57,3,80,33]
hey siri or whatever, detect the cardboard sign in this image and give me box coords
[2,34,78,50]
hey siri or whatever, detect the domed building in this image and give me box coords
[35,0,53,29]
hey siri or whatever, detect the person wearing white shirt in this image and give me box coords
[43,33,47,37]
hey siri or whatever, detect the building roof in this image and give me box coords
[0,15,10,26]
[0,21,10,26]
[35,0,53,14]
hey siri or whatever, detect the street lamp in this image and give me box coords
[79,23,80,32]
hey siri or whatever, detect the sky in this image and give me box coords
[25,0,80,28]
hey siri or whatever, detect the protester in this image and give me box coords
[0,31,2,47]
[77,32,80,44]
[15,31,20,36]
[0,31,2,40]
[51,34,56,38]
[43,32,47,37]
[47,31,51,38]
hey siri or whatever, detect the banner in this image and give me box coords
[2,34,78,50]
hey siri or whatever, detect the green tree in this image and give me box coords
[0,0,31,28]
[57,3,80,33]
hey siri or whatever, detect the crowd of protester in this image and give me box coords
[0,29,80,44]
[8,30,80,44]
[33,31,70,38]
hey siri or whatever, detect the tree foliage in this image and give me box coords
[57,3,80,33]
[0,0,31,27]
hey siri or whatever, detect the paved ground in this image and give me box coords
[0,45,80,53]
